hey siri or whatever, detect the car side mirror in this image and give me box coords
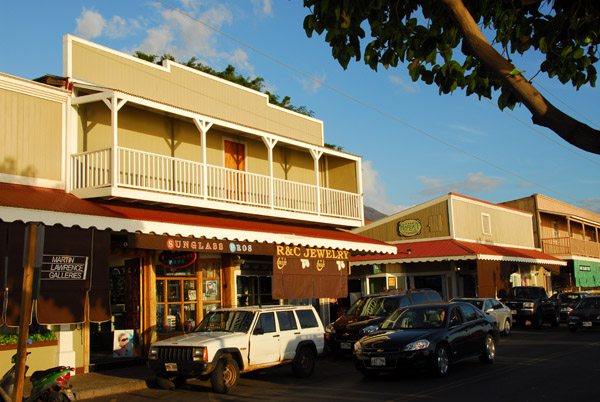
[253,327,264,335]
[486,308,494,314]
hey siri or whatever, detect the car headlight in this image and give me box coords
[403,339,430,351]
[325,324,335,334]
[361,325,379,335]
[523,302,535,308]
[354,341,362,354]
[193,347,208,362]
[148,346,158,360]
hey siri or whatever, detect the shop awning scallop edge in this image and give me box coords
[0,183,396,255]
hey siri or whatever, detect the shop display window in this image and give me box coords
[155,256,222,335]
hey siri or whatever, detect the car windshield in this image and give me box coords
[345,296,397,317]
[461,299,484,310]
[195,311,255,333]
[508,287,540,298]
[380,307,446,330]
[576,298,600,309]
[559,294,582,303]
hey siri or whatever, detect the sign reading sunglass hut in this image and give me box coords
[40,255,88,280]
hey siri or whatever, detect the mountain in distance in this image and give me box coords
[364,206,387,223]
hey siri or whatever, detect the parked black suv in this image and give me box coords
[502,286,560,328]
[325,289,443,355]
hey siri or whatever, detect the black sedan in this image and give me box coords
[353,303,498,378]
[567,296,600,332]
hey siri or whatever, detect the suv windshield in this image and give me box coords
[196,311,255,333]
[380,307,446,330]
[345,296,398,317]
[508,287,541,298]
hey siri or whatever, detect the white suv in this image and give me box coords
[147,305,325,393]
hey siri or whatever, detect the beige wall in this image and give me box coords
[358,200,450,242]
[452,198,533,247]
[326,155,358,193]
[69,36,324,147]
[0,86,64,181]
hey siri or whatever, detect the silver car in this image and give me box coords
[452,298,512,336]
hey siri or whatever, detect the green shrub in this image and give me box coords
[0,329,57,345]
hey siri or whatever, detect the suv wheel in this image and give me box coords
[210,357,239,393]
[551,312,560,327]
[431,344,449,377]
[292,346,316,378]
[532,313,544,329]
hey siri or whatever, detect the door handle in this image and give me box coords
[273,334,280,338]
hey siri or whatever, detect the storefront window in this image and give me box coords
[156,256,222,334]
[237,276,275,306]
[202,261,221,315]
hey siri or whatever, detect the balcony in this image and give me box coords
[70,147,363,227]
[541,237,600,259]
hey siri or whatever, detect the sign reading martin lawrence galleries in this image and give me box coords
[41,255,88,281]
[273,245,349,299]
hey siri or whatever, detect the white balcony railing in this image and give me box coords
[71,147,362,221]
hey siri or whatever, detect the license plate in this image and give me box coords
[341,342,351,350]
[583,321,592,327]
[371,357,385,366]
[165,363,178,371]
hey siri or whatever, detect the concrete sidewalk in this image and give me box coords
[22,363,156,400]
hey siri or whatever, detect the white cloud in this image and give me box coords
[388,75,418,94]
[578,198,600,214]
[447,124,485,136]
[105,16,130,39]
[419,172,502,197]
[229,48,254,76]
[252,0,273,17]
[296,71,326,93]
[362,160,411,215]
[138,27,175,56]
[75,8,106,39]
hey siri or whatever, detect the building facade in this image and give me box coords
[0,35,394,373]
[350,193,565,303]
[501,194,600,291]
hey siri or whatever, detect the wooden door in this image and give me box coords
[224,140,246,201]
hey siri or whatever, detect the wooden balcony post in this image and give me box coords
[310,149,323,216]
[103,94,127,189]
[262,137,277,209]
[193,119,212,200]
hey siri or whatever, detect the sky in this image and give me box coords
[1,0,599,215]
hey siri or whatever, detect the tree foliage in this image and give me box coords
[134,51,315,117]
[303,0,600,154]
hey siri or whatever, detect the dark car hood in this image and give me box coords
[333,315,385,330]
[360,329,437,348]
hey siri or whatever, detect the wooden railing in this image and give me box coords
[71,147,362,221]
[541,237,600,259]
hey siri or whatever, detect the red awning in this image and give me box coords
[0,183,395,254]
[351,239,566,266]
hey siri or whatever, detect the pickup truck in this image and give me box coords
[502,286,560,328]
[147,305,324,393]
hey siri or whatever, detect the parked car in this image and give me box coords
[555,292,592,321]
[452,297,512,336]
[502,286,560,328]
[325,289,443,355]
[353,302,499,378]
[147,305,324,393]
[567,296,600,332]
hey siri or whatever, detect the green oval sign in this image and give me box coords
[397,219,422,237]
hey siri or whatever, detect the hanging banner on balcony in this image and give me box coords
[272,245,349,299]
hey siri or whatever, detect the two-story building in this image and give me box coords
[0,35,394,373]
[501,194,600,291]
[350,193,565,302]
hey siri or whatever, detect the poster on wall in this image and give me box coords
[113,330,134,358]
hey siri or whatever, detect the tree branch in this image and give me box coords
[442,0,600,154]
